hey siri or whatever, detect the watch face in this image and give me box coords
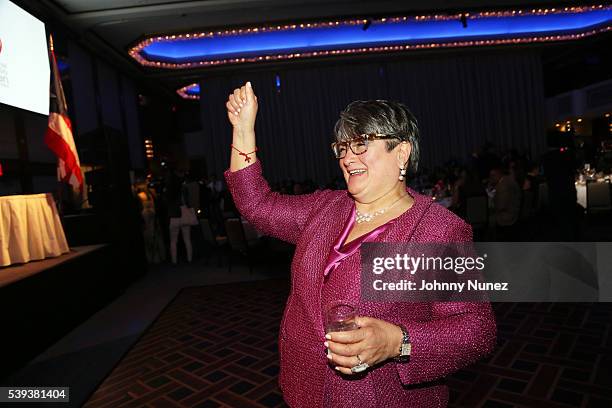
[401,343,412,356]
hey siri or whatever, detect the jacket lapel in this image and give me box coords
[312,192,354,336]
[378,189,433,242]
[309,189,432,336]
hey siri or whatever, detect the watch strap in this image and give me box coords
[395,324,411,363]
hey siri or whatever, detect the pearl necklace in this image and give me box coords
[355,194,407,224]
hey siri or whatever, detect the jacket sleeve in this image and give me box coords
[224,161,336,245]
[395,219,497,385]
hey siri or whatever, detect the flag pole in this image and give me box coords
[49,34,64,214]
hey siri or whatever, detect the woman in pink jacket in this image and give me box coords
[224,82,496,407]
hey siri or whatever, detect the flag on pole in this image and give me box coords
[44,35,83,192]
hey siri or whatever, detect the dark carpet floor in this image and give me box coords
[84,280,612,408]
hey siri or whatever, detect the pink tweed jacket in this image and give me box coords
[225,162,496,407]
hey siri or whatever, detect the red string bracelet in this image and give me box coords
[231,144,258,163]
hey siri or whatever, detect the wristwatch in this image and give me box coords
[395,325,411,363]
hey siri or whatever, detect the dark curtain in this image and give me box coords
[68,39,144,170]
[121,75,145,170]
[68,40,98,137]
[199,50,545,184]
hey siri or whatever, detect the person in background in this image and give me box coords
[489,166,521,241]
[163,168,193,264]
[476,142,500,181]
[523,162,542,211]
[542,141,578,241]
[207,174,223,197]
[523,162,541,194]
[206,174,225,234]
[451,166,486,218]
[136,184,166,263]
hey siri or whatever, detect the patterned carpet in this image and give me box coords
[449,303,612,408]
[84,280,611,408]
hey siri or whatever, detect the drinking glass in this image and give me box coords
[324,301,359,333]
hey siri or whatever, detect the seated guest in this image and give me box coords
[224,81,496,407]
[451,166,486,218]
[522,161,542,214]
[542,145,578,240]
[489,166,521,241]
[523,162,541,193]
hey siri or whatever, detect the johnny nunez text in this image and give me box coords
[373,279,509,292]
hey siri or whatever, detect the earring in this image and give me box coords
[399,165,406,181]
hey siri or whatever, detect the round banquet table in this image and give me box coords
[0,193,69,267]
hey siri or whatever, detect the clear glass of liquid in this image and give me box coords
[324,301,359,333]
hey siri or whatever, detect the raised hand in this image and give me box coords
[228,82,258,171]
[226,81,258,131]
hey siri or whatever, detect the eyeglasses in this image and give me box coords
[331,133,401,159]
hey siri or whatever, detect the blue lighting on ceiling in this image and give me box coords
[141,10,611,63]
[186,83,200,95]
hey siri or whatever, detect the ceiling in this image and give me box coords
[13,0,612,97]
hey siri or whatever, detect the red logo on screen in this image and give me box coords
[0,37,3,55]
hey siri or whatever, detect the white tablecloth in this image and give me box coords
[576,184,586,208]
[0,193,69,267]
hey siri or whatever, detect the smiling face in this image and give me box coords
[333,100,420,203]
[339,138,410,203]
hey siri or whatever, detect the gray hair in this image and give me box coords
[334,100,420,173]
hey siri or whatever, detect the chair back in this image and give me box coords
[520,190,535,219]
[224,218,248,252]
[200,218,216,245]
[241,219,260,242]
[587,182,612,211]
[465,196,488,226]
[537,183,549,209]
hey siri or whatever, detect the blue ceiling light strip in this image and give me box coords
[136,6,612,70]
[177,83,200,99]
[186,83,200,95]
[144,10,611,63]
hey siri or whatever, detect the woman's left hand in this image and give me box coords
[325,316,403,375]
